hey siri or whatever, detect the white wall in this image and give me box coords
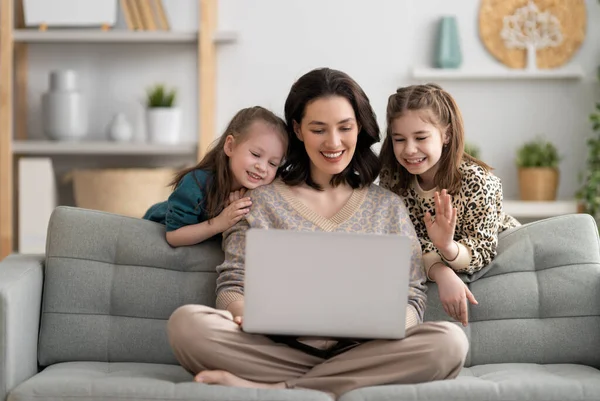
[23,0,600,200]
[215,0,600,200]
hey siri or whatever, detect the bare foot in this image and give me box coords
[194,370,285,390]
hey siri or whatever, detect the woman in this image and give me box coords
[167,68,469,399]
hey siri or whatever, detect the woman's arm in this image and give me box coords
[226,300,245,319]
[215,218,251,316]
[406,236,427,328]
[391,197,427,329]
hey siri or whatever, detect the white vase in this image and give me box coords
[146,108,182,145]
[41,70,88,141]
[107,113,133,142]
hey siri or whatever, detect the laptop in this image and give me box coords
[243,229,411,340]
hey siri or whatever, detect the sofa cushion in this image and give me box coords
[339,363,600,401]
[38,207,225,367]
[8,362,330,401]
[424,214,600,368]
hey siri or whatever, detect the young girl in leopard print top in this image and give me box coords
[378,83,520,327]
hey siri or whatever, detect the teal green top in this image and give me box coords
[143,169,212,232]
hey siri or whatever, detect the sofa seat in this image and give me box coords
[340,363,600,401]
[10,362,600,401]
[8,362,332,401]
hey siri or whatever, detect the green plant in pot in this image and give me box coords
[145,84,181,145]
[515,137,561,201]
[464,141,481,159]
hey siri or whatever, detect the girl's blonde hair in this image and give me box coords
[379,83,490,195]
[171,106,288,219]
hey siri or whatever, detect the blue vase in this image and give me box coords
[435,16,462,69]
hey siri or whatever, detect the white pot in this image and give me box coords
[146,108,182,145]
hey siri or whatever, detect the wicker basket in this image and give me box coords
[518,167,559,201]
[70,168,176,218]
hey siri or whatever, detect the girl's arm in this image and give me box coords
[428,261,477,326]
[165,220,225,247]
[166,197,252,247]
[446,174,504,274]
[421,189,470,278]
[163,171,251,247]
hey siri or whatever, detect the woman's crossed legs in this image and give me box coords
[167,305,468,399]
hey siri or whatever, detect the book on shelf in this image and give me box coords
[18,157,58,254]
[121,0,170,31]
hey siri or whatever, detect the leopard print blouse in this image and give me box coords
[379,160,520,275]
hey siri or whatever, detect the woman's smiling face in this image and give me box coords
[294,96,359,186]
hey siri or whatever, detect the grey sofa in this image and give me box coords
[1,206,599,401]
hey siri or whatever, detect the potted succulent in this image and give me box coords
[145,84,181,145]
[516,137,561,201]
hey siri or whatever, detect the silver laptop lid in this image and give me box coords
[243,229,411,339]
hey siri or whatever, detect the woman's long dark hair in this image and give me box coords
[280,68,381,190]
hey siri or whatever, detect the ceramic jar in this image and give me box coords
[41,70,88,141]
[107,113,133,142]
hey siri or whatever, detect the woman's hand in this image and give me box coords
[425,189,458,258]
[214,197,252,232]
[228,300,245,327]
[430,263,478,326]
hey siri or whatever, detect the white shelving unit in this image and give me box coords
[503,200,579,219]
[411,66,585,80]
[13,29,238,44]
[12,140,196,156]
[0,0,236,258]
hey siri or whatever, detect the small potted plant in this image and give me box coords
[145,84,181,145]
[516,136,561,201]
[464,141,481,159]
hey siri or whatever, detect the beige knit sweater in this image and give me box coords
[215,178,427,329]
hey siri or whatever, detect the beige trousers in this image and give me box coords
[167,305,468,398]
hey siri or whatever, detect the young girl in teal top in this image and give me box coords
[144,106,288,247]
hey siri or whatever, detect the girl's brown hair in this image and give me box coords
[170,106,287,219]
[379,83,490,195]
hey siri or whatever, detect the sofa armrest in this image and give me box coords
[0,254,44,401]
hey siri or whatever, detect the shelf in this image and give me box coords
[503,200,579,218]
[12,140,196,156]
[12,29,238,44]
[411,66,585,80]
